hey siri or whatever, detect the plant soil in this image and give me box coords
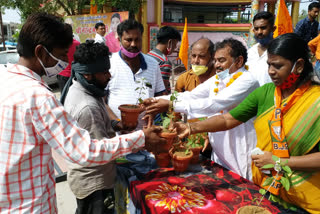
[236,205,271,214]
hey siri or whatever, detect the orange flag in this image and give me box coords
[273,0,293,38]
[90,0,98,14]
[179,18,189,70]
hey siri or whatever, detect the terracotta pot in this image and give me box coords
[155,152,170,168]
[118,104,144,130]
[169,147,193,173]
[159,131,177,151]
[236,205,271,214]
[189,146,203,164]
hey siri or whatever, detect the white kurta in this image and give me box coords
[246,43,272,87]
[168,67,259,180]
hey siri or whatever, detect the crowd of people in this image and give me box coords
[1,2,320,213]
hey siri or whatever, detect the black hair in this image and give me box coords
[17,13,73,58]
[308,2,320,11]
[73,40,110,69]
[95,22,105,29]
[253,11,275,27]
[111,13,120,20]
[215,38,248,65]
[117,19,144,39]
[268,33,313,84]
[190,37,215,56]
[156,26,181,44]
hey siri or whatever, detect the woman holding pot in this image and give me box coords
[173,33,320,213]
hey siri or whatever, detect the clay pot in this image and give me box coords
[189,146,203,164]
[155,152,171,168]
[159,131,177,151]
[236,205,271,214]
[118,104,144,131]
[169,147,193,173]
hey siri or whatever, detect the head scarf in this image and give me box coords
[60,57,109,105]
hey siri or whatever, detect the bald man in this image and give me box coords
[175,38,216,92]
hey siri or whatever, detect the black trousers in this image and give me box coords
[75,189,115,214]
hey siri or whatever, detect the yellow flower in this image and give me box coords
[215,75,219,80]
[244,65,249,70]
[214,88,219,93]
[215,81,219,85]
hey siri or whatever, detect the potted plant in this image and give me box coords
[169,145,193,173]
[153,91,181,167]
[237,155,297,213]
[118,78,150,130]
[186,132,206,164]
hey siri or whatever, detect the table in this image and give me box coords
[117,159,307,214]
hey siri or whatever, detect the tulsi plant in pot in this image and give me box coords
[118,77,150,131]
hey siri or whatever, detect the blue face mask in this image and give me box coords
[216,62,234,80]
[254,32,273,46]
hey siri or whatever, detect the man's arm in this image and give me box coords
[173,72,259,118]
[294,20,304,37]
[33,95,166,166]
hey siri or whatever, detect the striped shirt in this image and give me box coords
[107,52,165,122]
[148,48,172,93]
[0,64,145,213]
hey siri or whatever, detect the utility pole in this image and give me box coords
[0,8,6,50]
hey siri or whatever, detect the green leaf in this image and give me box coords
[136,81,141,83]
[259,188,267,195]
[135,87,139,91]
[281,159,289,165]
[282,165,292,174]
[272,155,280,162]
[280,177,290,191]
[262,176,274,187]
[261,164,274,169]
[162,117,171,129]
[138,98,143,104]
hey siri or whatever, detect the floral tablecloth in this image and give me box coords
[129,160,306,214]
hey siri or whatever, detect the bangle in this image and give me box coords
[187,122,192,136]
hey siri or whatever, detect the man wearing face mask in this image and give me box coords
[0,13,167,213]
[61,41,116,214]
[106,19,166,129]
[175,38,215,93]
[148,26,181,94]
[143,38,259,180]
[246,11,275,86]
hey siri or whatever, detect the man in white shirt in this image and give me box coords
[144,38,259,180]
[246,11,275,86]
[94,22,106,44]
[106,19,166,128]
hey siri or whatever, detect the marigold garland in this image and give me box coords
[213,71,244,95]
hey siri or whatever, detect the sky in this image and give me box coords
[0,1,316,24]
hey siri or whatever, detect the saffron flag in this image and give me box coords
[273,0,293,38]
[179,18,189,70]
[90,0,98,14]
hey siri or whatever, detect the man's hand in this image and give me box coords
[252,151,274,169]
[171,122,190,139]
[144,98,170,115]
[143,126,167,154]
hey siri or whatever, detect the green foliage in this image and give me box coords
[258,155,294,209]
[186,133,206,148]
[135,77,150,105]
[110,0,144,16]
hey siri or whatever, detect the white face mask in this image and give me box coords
[38,47,68,77]
[216,62,234,80]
